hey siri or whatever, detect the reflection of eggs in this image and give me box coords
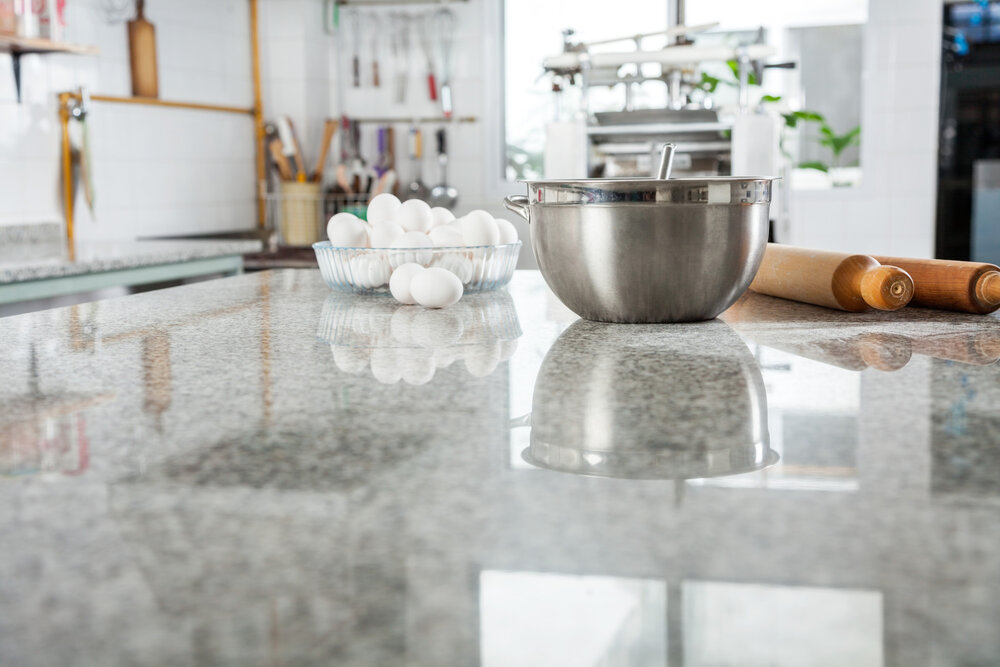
[401,348,436,385]
[331,344,369,374]
[390,306,420,346]
[465,342,502,377]
[411,308,465,347]
[370,347,402,384]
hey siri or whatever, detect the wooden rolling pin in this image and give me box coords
[870,257,1000,314]
[750,244,914,312]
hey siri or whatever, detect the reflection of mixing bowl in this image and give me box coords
[317,291,522,384]
[524,319,776,479]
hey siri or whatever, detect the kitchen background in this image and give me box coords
[0,0,992,265]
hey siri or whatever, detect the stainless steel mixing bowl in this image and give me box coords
[503,175,773,323]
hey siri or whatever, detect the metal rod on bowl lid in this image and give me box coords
[657,143,676,180]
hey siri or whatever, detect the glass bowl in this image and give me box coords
[312,241,521,294]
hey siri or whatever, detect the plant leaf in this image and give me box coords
[725,59,759,85]
[761,94,782,103]
[798,161,830,173]
[793,110,825,123]
[699,72,720,93]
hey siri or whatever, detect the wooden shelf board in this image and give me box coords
[89,94,254,115]
[0,35,98,56]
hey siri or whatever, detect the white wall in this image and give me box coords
[0,0,257,240]
[0,0,946,261]
[786,0,942,258]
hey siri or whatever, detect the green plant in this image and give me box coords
[696,60,861,175]
[789,114,861,173]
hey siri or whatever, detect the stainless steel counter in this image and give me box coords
[1,269,999,665]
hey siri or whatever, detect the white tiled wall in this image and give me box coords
[0,0,257,239]
[787,0,943,258]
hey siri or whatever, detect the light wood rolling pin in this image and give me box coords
[870,257,1000,314]
[750,244,915,312]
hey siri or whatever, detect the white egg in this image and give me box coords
[370,347,402,384]
[394,198,434,233]
[429,206,457,228]
[500,338,519,361]
[428,225,465,248]
[366,193,402,225]
[349,255,390,288]
[464,341,501,377]
[460,210,501,246]
[495,218,519,244]
[389,262,426,305]
[327,213,369,247]
[389,232,434,269]
[370,220,405,248]
[410,267,464,309]
[400,349,436,386]
[390,304,420,344]
[432,252,474,284]
[331,344,369,374]
[411,308,465,347]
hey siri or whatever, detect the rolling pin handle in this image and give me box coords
[859,265,914,311]
[976,271,1000,308]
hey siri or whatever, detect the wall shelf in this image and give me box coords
[88,94,253,115]
[0,35,98,103]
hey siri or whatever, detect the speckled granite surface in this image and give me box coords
[0,236,262,283]
[1,269,999,665]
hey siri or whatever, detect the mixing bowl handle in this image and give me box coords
[503,195,530,222]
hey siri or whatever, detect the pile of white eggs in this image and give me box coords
[325,193,519,308]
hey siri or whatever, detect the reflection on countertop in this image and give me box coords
[523,319,776,480]
[319,290,521,384]
[1,270,1000,666]
[724,291,1000,370]
[0,223,261,284]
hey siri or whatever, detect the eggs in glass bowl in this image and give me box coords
[313,194,521,303]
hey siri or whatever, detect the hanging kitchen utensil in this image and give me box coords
[428,127,458,208]
[417,12,437,101]
[313,119,339,183]
[403,125,429,201]
[433,8,456,118]
[275,116,306,182]
[390,12,411,104]
[128,0,159,98]
[374,126,391,177]
[350,10,361,88]
[368,12,381,88]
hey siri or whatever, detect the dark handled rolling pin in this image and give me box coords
[750,244,914,312]
[870,256,1000,314]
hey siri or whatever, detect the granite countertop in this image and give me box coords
[2,269,999,665]
[0,224,262,284]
